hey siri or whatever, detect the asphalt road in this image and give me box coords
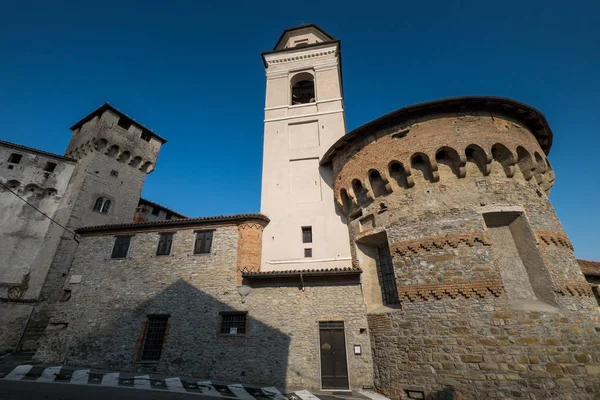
[0,380,225,399]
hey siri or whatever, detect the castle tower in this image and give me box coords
[64,103,166,227]
[260,25,351,271]
[14,104,166,351]
[322,96,600,398]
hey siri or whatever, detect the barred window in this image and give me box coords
[156,233,173,256]
[141,315,169,361]
[111,235,131,259]
[302,226,312,243]
[220,312,247,335]
[194,230,213,254]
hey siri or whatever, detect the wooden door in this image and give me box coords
[319,321,349,389]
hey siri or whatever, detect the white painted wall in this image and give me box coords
[260,28,351,271]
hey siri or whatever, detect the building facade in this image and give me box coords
[1,24,599,399]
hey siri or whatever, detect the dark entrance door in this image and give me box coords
[319,321,349,390]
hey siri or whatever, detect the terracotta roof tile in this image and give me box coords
[577,259,600,277]
[242,267,361,278]
[77,213,269,234]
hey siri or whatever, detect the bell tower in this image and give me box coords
[260,25,352,271]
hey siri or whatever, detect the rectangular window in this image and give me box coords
[140,131,152,142]
[43,162,57,172]
[220,312,247,335]
[304,248,312,258]
[111,235,131,259]
[117,117,132,130]
[151,207,160,216]
[376,244,400,305]
[141,315,169,361]
[156,233,173,256]
[302,226,312,243]
[194,230,213,254]
[8,153,22,164]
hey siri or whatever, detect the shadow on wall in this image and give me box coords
[427,386,457,400]
[37,279,291,388]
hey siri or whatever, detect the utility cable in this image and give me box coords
[0,181,79,242]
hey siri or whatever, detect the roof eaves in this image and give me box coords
[138,198,187,218]
[77,213,270,234]
[272,24,335,51]
[0,139,77,163]
[242,267,362,279]
[321,96,554,165]
[69,103,168,144]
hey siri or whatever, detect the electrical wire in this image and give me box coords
[0,181,79,241]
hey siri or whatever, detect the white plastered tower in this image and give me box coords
[260,25,352,271]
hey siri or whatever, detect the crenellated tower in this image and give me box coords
[259,25,352,272]
[63,103,166,227]
[322,96,599,399]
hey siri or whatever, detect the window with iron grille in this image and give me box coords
[140,315,169,361]
[376,244,399,305]
[156,233,173,256]
[304,248,312,258]
[220,312,247,335]
[302,226,312,243]
[194,230,214,254]
[111,235,131,259]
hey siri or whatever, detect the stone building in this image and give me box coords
[1,24,600,399]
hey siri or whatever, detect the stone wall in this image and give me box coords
[369,298,600,400]
[327,103,600,399]
[35,218,373,390]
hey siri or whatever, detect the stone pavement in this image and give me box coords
[0,362,380,400]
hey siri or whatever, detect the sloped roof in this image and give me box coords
[321,96,554,164]
[70,103,167,144]
[577,259,600,277]
[77,213,269,234]
[138,198,187,218]
[272,24,335,51]
[243,266,361,278]
[0,139,76,162]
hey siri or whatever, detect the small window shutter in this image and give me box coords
[194,232,205,254]
[112,236,131,258]
[157,234,171,255]
[203,231,213,253]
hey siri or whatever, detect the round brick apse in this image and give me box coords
[322,96,600,399]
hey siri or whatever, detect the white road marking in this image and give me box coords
[164,377,186,392]
[4,365,33,380]
[262,386,288,400]
[198,380,222,396]
[70,369,89,385]
[359,390,391,400]
[38,366,62,382]
[100,372,119,387]
[134,375,151,389]
[294,389,321,400]
[228,383,255,400]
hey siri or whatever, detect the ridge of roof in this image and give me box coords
[77,213,269,234]
[0,139,77,163]
[138,198,187,218]
[321,96,554,164]
[69,103,167,144]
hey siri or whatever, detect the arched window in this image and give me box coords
[291,72,315,105]
[93,197,111,214]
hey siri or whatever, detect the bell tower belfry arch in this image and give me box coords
[259,25,351,271]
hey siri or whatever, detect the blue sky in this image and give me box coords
[1,1,599,259]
